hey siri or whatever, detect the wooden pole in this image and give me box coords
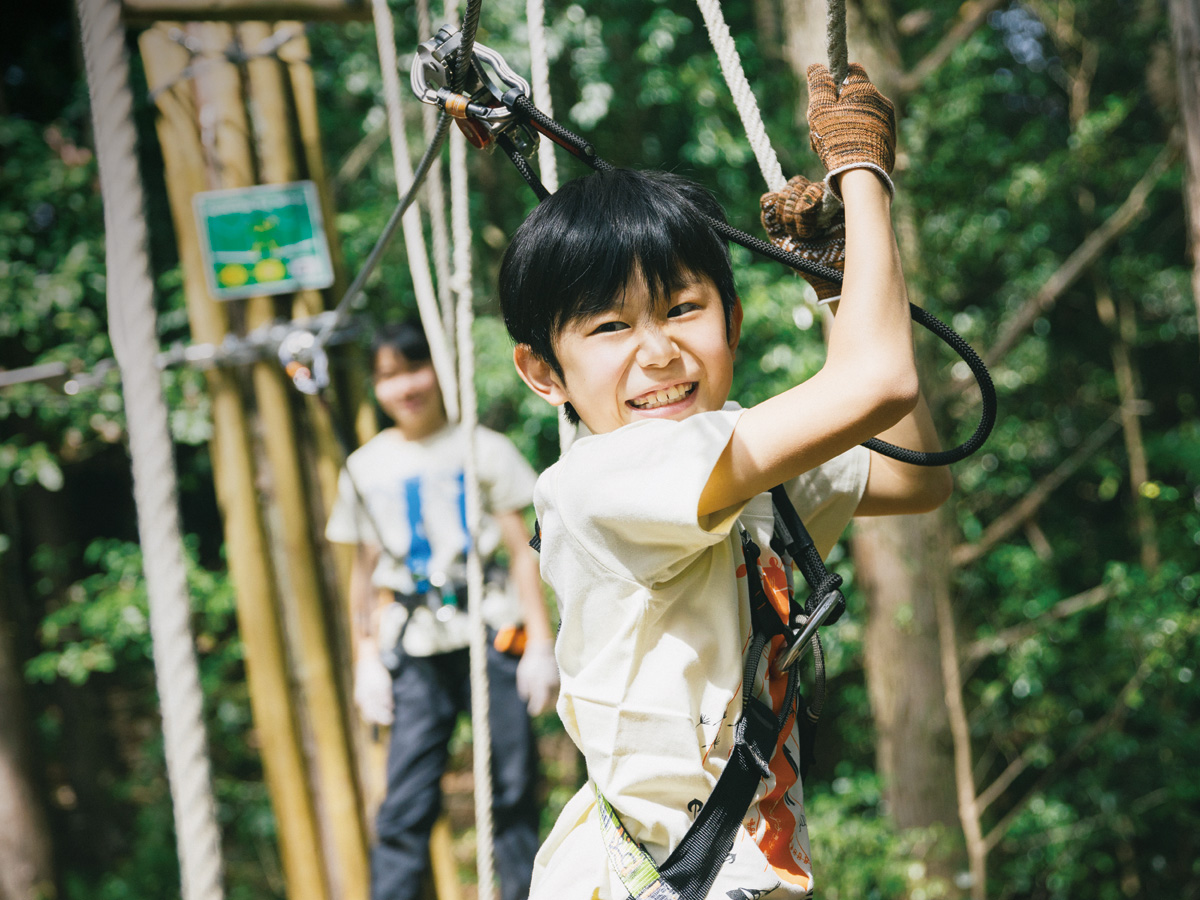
[238,22,369,900]
[278,29,377,448]
[139,24,330,900]
[276,25,387,819]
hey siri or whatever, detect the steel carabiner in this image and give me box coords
[410,26,539,156]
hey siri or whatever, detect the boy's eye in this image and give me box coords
[590,320,629,335]
[667,302,700,318]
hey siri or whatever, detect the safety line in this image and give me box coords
[693,0,786,192]
[78,2,225,898]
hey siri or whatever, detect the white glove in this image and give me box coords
[515,639,560,717]
[354,654,395,726]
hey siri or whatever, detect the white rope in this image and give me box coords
[525,0,559,194]
[371,0,461,421]
[523,0,577,454]
[450,125,497,900]
[416,0,457,348]
[693,0,787,192]
[75,3,225,900]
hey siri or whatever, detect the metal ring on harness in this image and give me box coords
[773,585,844,674]
[278,328,330,395]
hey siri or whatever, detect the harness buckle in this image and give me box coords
[772,587,845,675]
[410,27,539,155]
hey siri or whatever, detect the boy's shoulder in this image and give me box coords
[536,408,744,530]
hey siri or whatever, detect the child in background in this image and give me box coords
[498,64,951,898]
[326,319,559,900]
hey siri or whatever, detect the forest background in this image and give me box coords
[2,0,1198,898]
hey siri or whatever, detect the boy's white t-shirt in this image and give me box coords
[532,406,869,899]
[325,422,538,656]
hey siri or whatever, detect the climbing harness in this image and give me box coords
[594,493,830,900]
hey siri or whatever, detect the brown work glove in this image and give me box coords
[760,174,845,304]
[806,62,896,199]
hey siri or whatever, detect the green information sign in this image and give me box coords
[193,181,335,301]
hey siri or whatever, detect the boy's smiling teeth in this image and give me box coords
[629,383,696,410]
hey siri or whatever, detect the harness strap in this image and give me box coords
[595,529,799,900]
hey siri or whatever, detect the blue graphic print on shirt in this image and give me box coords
[402,469,472,593]
[404,476,431,592]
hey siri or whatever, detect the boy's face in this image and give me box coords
[516,274,741,435]
[373,346,446,439]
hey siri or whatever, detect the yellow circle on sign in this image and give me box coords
[254,258,287,283]
[218,264,249,287]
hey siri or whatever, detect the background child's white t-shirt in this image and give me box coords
[325,422,537,656]
[532,406,869,899]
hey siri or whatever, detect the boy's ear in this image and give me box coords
[514,344,569,407]
[729,297,744,351]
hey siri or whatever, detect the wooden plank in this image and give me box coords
[122,0,370,23]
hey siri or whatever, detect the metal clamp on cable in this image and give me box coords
[411,26,539,157]
[278,329,329,395]
[772,585,845,675]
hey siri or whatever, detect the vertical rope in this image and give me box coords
[450,125,497,900]
[75,3,225,900]
[693,0,787,192]
[826,0,848,87]
[523,0,576,453]
[416,0,457,350]
[371,0,461,421]
[525,0,559,194]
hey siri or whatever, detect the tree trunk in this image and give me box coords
[1167,0,1200,355]
[0,616,55,900]
[855,512,965,874]
[0,487,55,900]
[777,0,968,891]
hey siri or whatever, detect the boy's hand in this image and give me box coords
[807,62,896,198]
[354,653,395,726]
[760,174,845,303]
[516,639,560,716]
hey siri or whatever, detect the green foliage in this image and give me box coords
[808,767,956,900]
[25,538,277,900]
[5,0,1199,896]
[25,538,237,686]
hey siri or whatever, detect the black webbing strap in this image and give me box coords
[596,530,800,900]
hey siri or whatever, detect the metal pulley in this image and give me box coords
[410,26,539,157]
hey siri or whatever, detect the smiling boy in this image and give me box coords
[500,66,951,898]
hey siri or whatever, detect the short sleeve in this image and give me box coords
[542,409,745,587]
[782,444,870,560]
[324,467,367,546]
[475,427,538,514]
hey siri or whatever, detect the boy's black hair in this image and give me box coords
[371,317,432,368]
[499,167,738,386]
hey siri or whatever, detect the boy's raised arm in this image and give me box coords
[699,65,920,518]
